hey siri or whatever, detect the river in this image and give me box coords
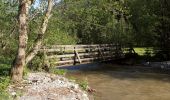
[60,63,170,100]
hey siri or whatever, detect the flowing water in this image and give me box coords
[60,63,170,100]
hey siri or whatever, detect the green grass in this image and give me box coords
[50,68,67,75]
[78,80,88,90]
[67,76,89,91]
[123,47,154,56]
[134,47,154,56]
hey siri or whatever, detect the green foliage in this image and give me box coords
[44,28,77,45]
[0,0,18,56]
[0,55,12,99]
[0,0,170,88]
[0,77,10,91]
[54,0,131,44]
[127,0,158,46]
[50,68,67,75]
[28,52,46,71]
[134,47,154,56]
[0,76,11,99]
[67,76,88,90]
[1,0,169,60]
[78,80,88,90]
[0,91,11,100]
[23,67,30,79]
[0,56,11,79]
[67,76,77,81]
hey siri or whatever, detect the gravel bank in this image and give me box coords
[8,72,90,100]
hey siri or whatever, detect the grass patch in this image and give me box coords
[134,47,154,56]
[67,76,89,91]
[67,76,77,81]
[50,68,67,75]
[0,73,11,99]
[0,76,11,99]
[78,80,88,90]
[123,47,154,56]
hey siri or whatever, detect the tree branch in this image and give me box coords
[26,0,54,64]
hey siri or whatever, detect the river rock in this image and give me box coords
[142,61,170,69]
[8,72,90,100]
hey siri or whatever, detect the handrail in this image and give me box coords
[41,44,124,67]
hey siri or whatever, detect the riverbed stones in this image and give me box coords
[8,72,89,100]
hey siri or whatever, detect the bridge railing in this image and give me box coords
[40,44,125,67]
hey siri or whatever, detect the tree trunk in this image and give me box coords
[26,0,53,64]
[11,0,30,82]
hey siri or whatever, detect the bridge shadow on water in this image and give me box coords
[58,63,102,71]
[58,62,170,83]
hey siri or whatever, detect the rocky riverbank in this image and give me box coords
[8,72,90,100]
[142,61,170,69]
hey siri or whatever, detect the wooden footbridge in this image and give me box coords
[41,44,125,67]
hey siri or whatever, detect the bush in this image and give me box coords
[0,76,11,99]
[0,55,12,99]
[28,52,45,71]
[0,77,10,90]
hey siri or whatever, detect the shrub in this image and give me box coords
[0,76,11,99]
[28,52,45,71]
[78,80,88,90]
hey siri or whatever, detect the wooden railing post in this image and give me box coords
[98,45,104,60]
[74,46,81,64]
[43,46,47,63]
[63,47,65,54]
[43,46,49,72]
[115,43,121,58]
[73,46,76,65]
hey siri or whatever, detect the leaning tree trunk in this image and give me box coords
[11,0,31,82]
[26,0,53,64]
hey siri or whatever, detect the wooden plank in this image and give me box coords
[57,63,75,67]
[80,57,98,62]
[50,46,116,50]
[41,46,117,53]
[55,55,116,64]
[56,60,76,64]
[47,51,115,59]
[41,44,124,67]
[46,51,113,59]
[75,49,82,63]
[57,58,118,67]
[47,54,74,59]
[43,44,118,49]
[40,48,60,52]
[47,44,117,48]
[56,58,97,64]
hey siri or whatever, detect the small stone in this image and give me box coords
[11,92,16,96]
[74,84,79,89]
[32,79,38,83]
[8,72,90,100]
[18,86,24,89]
